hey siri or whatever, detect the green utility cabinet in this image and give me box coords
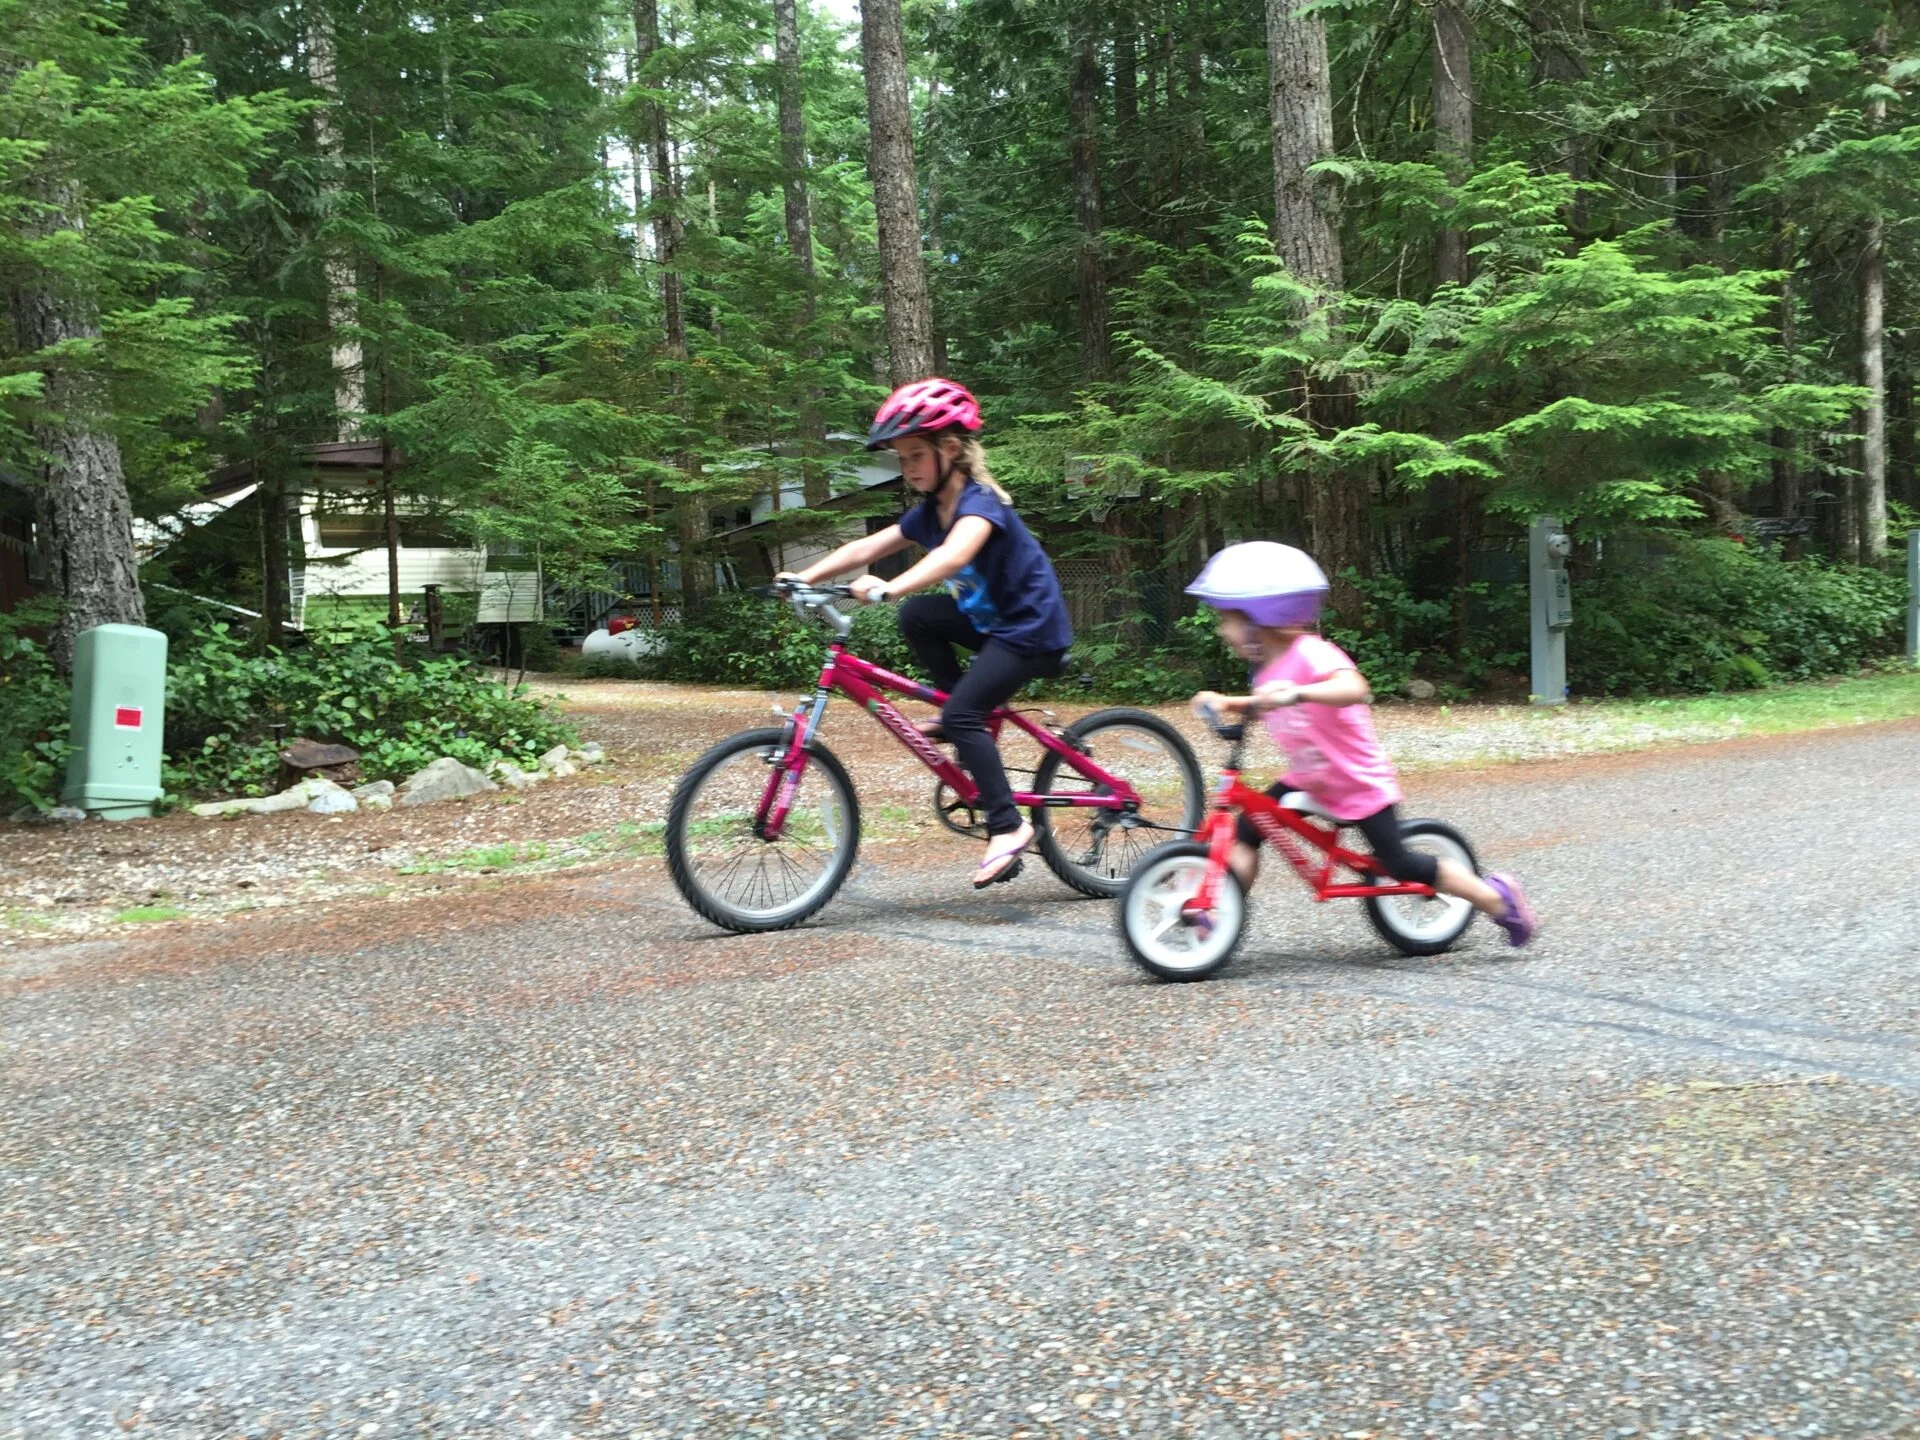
[63,624,168,820]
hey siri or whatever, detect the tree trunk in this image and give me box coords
[1856,20,1890,561]
[1890,360,1915,512]
[860,0,935,385]
[925,67,949,374]
[1526,0,1588,235]
[632,0,686,371]
[1859,214,1887,561]
[1266,0,1343,297]
[258,463,290,644]
[1431,0,1473,287]
[1070,31,1111,382]
[773,0,827,507]
[303,3,364,436]
[12,215,145,673]
[1770,203,1799,523]
[1267,0,1366,610]
[1113,21,1140,223]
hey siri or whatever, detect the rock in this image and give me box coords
[10,804,89,824]
[574,742,606,765]
[1406,678,1438,701]
[351,779,396,811]
[543,758,578,779]
[537,744,571,771]
[398,757,498,807]
[491,761,540,792]
[304,778,358,815]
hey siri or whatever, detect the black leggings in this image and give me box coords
[898,594,1064,836]
[1236,781,1440,887]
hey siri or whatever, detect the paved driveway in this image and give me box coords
[4,723,1917,1438]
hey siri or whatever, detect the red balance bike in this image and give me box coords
[667,581,1204,933]
[1117,706,1479,981]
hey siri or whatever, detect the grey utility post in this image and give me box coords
[1529,515,1573,706]
[1908,532,1918,665]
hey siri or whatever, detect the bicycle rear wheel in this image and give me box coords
[1361,818,1477,956]
[1032,708,1205,898]
[666,728,860,933]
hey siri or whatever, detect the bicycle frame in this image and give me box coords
[757,641,1141,840]
[1184,754,1437,916]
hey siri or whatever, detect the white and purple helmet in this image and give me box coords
[1186,542,1330,628]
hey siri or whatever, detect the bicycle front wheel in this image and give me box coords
[1032,708,1205,898]
[1119,842,1247,982]
[666,728,860,934]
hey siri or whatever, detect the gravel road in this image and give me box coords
[3,722,1917,1439]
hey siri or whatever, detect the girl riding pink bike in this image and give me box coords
[781,378,1074,889]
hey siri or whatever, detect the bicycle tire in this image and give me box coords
[1032,708,1206,898]
[1361,818,1478,956]
[666,728,861,934]
[1118,841,1247,982]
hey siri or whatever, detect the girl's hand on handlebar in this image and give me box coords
[1253,681,1303,711]
[1190,691,1243,721]
[848,574,891,604]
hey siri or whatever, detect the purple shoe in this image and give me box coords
[1486,873,1536,948]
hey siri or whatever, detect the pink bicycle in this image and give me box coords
[666,581,1204,933]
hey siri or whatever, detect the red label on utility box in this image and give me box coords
[114,707,143,729]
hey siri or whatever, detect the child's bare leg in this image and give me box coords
[1434,858,1507,917]
[1229,841,1260,890]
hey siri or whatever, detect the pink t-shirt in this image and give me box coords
[1255,633,1402,821]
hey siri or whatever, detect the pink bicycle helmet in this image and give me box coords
[866,378,984,450]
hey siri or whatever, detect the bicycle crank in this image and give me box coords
[932,780,988,839]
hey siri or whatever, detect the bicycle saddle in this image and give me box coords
[1279,790,1341,823]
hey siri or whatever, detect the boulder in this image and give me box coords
[491,761,540,792]
[191,779,320,819]
[543,758,578,780]
[398,757,498,807]
[9,805,89,825]
[537,744,571,771]
[304,778,358,815]
[572,742,606,766]
[1406,678,1438,701]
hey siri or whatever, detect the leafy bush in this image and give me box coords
[164,623,576,795]
[650,592,924,690]
[0,604,71,814]
[1541,539,1907,695]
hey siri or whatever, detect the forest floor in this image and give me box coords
[2,667,1916,943]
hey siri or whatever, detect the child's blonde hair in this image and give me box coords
[954,435,1013,504]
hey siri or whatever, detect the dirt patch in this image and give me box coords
[5,677,1912,946]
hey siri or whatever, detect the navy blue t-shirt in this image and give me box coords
[899,481,1073,654]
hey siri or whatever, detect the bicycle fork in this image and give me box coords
[1184,784,1241,920]
[756,682,832,841]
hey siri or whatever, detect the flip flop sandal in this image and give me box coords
[973,829,1033,890]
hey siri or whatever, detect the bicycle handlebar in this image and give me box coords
[752,580,858,603]
[1198,702,1246,743]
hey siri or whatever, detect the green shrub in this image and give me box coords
[163,622,576,795]
[0,603,71,814]
[650,592,924,690]
[1547,538,1906,695]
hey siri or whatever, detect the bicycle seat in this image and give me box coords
[1279,790,1340,824]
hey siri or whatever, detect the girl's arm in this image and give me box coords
[850,516,991,601]
[786,524,911,585]
[1254,668,1371,710]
